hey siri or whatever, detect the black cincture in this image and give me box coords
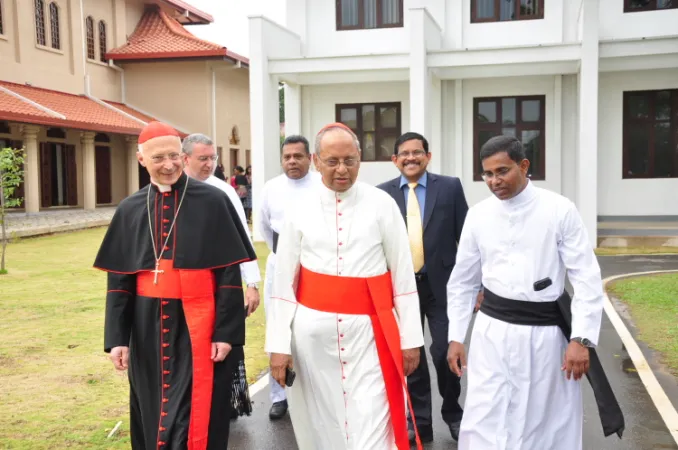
[480,288,625,439]
[272,231,279,254]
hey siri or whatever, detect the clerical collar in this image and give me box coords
[502,179,536,207]
[287,170,314,185]
[150,171,188,193]
[319,177,356,200]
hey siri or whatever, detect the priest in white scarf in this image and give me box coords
[265,123,426,450]
[446,135,623,450]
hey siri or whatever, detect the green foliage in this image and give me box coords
[0,146,25,209]
[1,145,26,274]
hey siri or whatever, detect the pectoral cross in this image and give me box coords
[152,261,164,285]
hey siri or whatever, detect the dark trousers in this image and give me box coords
[407,275,464,432]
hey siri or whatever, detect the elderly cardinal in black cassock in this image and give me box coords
[93,121,257,450]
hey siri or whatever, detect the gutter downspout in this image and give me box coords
[211,66,217,148]
[79,0,89,95]
[108,60,125,103]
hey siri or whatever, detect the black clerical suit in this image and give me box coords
[378,171,469,440]
[94,173,256,450]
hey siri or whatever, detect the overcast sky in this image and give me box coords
[185,0,287,57]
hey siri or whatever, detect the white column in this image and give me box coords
[249,17,284,242]
[577,0,600,247]
[81,131,96,210]
[284,83,302,137]
[126,136,139,196]
[21,125,41,213]
[453,80,463,178]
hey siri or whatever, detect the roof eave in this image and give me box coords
[157,0,213,24]
[0,111,144,135]
[106,49,235,62]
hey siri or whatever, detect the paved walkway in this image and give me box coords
[4,207,115,238]
[228,254,678,450]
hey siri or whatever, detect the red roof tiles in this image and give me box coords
[106,5,247,64]
[0,81,154,135]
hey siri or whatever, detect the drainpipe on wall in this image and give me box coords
[79,0,89,95]
[108,60,125,103]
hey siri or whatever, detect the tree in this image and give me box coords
[0,145,25,275]
[279,82,285,124]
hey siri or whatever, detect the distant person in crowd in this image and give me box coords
[214,162,226,181]
[93,121,256,449]
[377,131,469,444]
[257,134,321,420]
[446,135,624,449]
[266,123,424,449]
[244,165,253,223]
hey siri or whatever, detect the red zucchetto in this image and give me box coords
[317,122,354,135]
[138,121,180,144]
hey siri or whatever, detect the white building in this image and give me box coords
[248,0,678,247]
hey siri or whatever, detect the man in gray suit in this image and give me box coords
[377,131,470,444]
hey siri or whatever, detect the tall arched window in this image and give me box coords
[49,2,60,49]
[85,16,94,59]
[35,0,46,46]
[98,21,107,62]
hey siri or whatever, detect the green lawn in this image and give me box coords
[0,227,270,449]
[607,272,678,376]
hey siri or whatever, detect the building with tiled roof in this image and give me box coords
[0,0,251,213]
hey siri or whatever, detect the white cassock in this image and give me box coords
[257,170,321,403]
[265,180,425,450]
[204,175,261,285]
[446,180,604,450]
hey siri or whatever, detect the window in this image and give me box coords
[49,2,60,50]
[473,95,546,181]
[336,102,401,162]
[98,21,107,62]
[0,0,5,35]
[85,16,94,59]
[624,0,678,12]
[336,0,403,30]
[623,89,678,179]
[35,0,46,46]
[471,0,544,23]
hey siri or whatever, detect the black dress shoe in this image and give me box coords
[408,427,433,444]
[269,400,288,420]
[448,420,461,441]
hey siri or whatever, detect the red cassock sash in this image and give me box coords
[295,266,423,450]
[137,259,215,450]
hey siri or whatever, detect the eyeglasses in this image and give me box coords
[151,153,182,164]
[396,149,427,159]
[196,155,218,162]
[318,157,359,168]
[481,166,514,181]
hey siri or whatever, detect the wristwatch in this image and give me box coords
[571,337,594,348]
[247,283,259,290]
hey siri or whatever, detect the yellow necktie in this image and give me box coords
[407,182,424,273]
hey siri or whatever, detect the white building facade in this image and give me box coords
[248,0,678,247]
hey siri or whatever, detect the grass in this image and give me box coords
[595,247,678,256]
[0,227,270,449]
[607,272,678,376]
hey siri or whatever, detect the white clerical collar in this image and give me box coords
[151,179,172,193]
[287,170,314,185]
[503,179,536,207]
[319,178,357,200]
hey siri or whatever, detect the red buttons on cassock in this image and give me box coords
[160,426,166,431]
[164,246,170,251]
[163,205,170,210]
[162,232,168,237]
[161,412,168,417]
[158,441,166,446]
[162,315,169,319]
[163,219,169,223]
[340,334,344,338]
[164,192,170,197]
[163,328,169,333]
[338,242,343,246]
[163,356,170,361]
[338,213,343,216]
[162,343,169,348]
[162,301,169,306]
[164,384,170,388]
[163,370,170,375]
[162,398,168,403]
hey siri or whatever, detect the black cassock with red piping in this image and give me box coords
[94,172,257,450]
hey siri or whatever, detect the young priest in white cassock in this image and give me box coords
[256,134,321,420]
[445,135,623,450]
[265,123,426,450]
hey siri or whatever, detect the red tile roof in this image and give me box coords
[106,5,248,65]
[0,81,158,135]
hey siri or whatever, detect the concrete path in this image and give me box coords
[228,254,678,449]
[4,207,115,238]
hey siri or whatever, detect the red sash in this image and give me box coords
[137,259,215,450]
[295,266,422,450]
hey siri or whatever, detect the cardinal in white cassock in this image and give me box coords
[446,135,624,450]
[265,123,426,450]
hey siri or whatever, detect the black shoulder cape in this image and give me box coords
[93,172,257,272]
